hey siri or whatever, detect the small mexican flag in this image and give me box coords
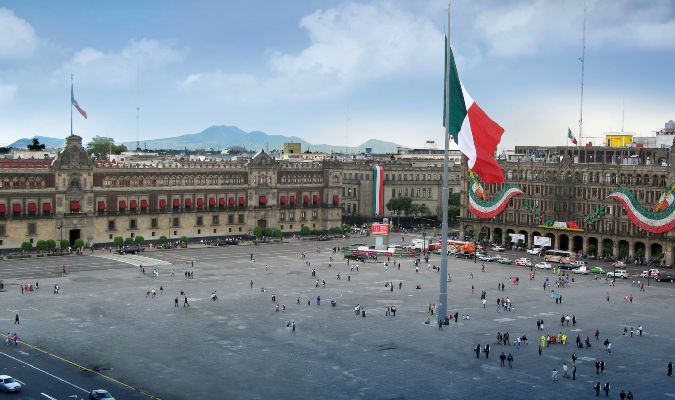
[567,128,577,145]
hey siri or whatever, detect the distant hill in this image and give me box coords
[122,125,404,153]
[7,136,64,149]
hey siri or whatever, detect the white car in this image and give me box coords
[572,266,590,275]
[90,389,116,399]
[535,262,552,270]
[607,270,628,279]
[527,248,542,255]
[491,246,505,252]
[639,269,660,278]
[0,375,22,392]
[515,258,532,267]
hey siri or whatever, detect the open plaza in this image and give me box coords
[1,233,674,399]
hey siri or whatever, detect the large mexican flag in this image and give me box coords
[444,38,504,183]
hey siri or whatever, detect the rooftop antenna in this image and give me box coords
[345,105,349,155]
[578,1,587,144]
[621,100,625,133]
[136,62,141,151]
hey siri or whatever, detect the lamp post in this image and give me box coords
[58,222,64,252]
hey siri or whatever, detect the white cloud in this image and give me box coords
[472,0,675,57]
[0,82,17,107]
[58,39,183,87]
[0,8,38,59]
[180,2,444,102]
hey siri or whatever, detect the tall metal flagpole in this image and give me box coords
[578,2,586,145]
[70,74,73,136]
[438,3,451,323]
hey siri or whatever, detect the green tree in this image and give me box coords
[74,239,85,249]
[272,229,283,238]
[252,226,263,237]
[448,192,461,225]
[113,236,124,247]
[342,224,351,234]
[36,240,48,252]
[300,226,311,236]
[60,239,70,249]
[262,227,273,237]
[21,241,33,252]
[86,136,128,159]
[158,236,168,245]
[46,239,56,251]
[134,236,145,245]
[586,244,596,255]
[180,235,188,243]
[124,237,133,245]
[27,137,46,151]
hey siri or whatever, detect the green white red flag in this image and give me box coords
[444,37,505,184]
[71,84,87,119]
[568,128,577,145]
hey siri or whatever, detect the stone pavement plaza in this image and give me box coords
[2,235,674,400]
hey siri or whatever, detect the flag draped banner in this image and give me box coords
[568,128,578,145]
[444,38,505,184]
[71,84,87,119]
[372,164,384,216]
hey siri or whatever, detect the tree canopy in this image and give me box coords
[27,137,46,151]
[86,136,127,158]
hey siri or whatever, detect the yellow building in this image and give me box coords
[605,133,633,147]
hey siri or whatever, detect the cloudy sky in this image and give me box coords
[1,0,674,149]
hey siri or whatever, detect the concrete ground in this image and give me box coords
[1,234,674,400]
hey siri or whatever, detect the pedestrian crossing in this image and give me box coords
[92,253,171,267]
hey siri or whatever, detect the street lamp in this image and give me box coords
[58,222,64,252]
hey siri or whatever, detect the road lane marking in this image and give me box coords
[0,351,88,393]
[41,393,58,399]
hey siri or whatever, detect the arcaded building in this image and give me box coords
[0,135,343,249]
[459,145,675,266]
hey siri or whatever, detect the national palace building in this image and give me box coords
[0,135,343,249]
[458,143,675,267]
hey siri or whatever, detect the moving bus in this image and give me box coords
[544,250,576,264]
[428,240,476,254]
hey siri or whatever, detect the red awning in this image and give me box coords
[185,198,193,207]
[119,200,127,210]
[140,199,148,209]
[70,201,80,211]
[228,197,235,206]
[290,196,296,205]
[280,195,287,205]
[259,196,267,205]
[332,195,340,205]
[238,197,246,206]
[196,198,204,207]
[303,195,309,204]
[12,203,21,213]
[312,195,319,204]
[219,197,226,206]
[98,201,106,211]
[159,199,167,208]
[0,204,6,213]
[130,200,138,209]
[209,198,216,207]
[42,203,52,213]
[27,202,37,213]
[173,199,181,208]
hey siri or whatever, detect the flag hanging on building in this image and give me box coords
[654,185,674,211]
[444,37,505,184]
[71,84,88,119]
[372,164,384,216]
[567,128,578,145]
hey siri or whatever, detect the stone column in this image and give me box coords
[645,245,651,262]
[628,241,635,259]
[613,242,620,259]
[527,232,534,250]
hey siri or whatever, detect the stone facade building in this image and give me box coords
[0,135,343,249]
[459,145,675,266]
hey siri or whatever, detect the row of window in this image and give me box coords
[107,214,245,231]
[102,174,246,188]
[279,210,319,221]
[0,176,47,189]
[505,170,668,187]
[392,187,434,199]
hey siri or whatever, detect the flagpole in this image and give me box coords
[70,74,73,136]
[438,2,451,324]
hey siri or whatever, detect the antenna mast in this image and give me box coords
[136,64,141,151]
[578,2,587,145]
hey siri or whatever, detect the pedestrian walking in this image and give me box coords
[499,352,506,367]
[552,368,558,381]
[507,353,513,368]
[594,382,601,396]
[603,382,610,397]
[174,297,179,307]
[484,344,490,359]
[475,344,481,359]
[14,314,19,325]
[668,361,673,376]
[184,296,189,307]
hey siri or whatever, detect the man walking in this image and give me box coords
[499,352,506,367]
[603,382,610,397]
[475,344,481,359]
[594,382,601,396]
[484,344,490,359]
[14,314,19,325]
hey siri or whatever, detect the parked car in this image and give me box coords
[527,247,542,255]
[496,257,512,265]
[477,254,494,262]
[344,253,367,262]
[640,269,661,278]
[0,375,22,392]
[90,389,116,399]
[118,244,144,255]
[515,258,532,267]
[491,246,505,252]
[656,275,673,282]
[591,266,606,274]
[535,262,552,270]
[572,266,590,275]
[570,261,588,267]
[607,269,628,279]
[558,263,576,270]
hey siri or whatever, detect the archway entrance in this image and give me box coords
[634,242,646,262]
[69,229,81,247]
[602,239,614,258]
[587,237,598,256]
[573,236,584,253]
[558,234,569,251]
[650,243,663,262]
[618,240,629,260]
[257,219,267,229]
[545,233,555,250]
[493,228,503,245]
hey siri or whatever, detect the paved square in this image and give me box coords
[2,234,674,400]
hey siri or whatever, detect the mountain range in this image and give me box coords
[6,125,404,153]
